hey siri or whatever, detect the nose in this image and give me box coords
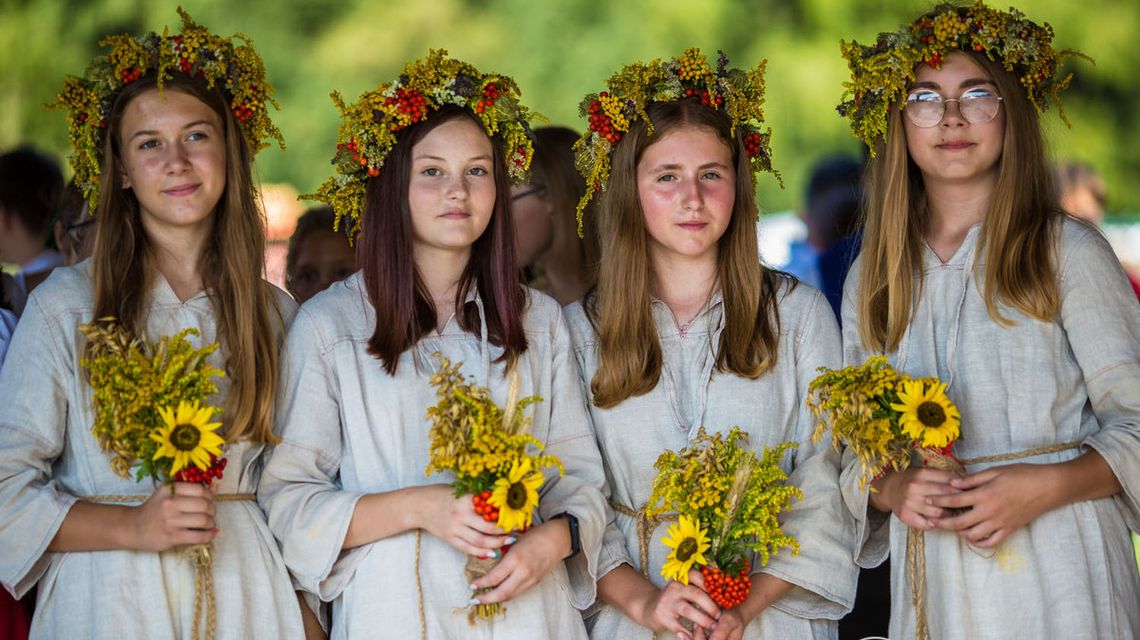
[164,140,191,172]
[446,173,470,201]
[681,175,703,211]
[940,98,967,127]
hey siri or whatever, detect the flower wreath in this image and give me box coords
[304,49,538,240]
[572,48,781,236]
[837,1,1090,151]
[49,7,285,211]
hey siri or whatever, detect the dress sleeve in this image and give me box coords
[837,257,892,568]
[0,293,80,598]
[761,287,858,620]
[533,309,609,610]
[257,308,367,601]
[1058,228,1140,528]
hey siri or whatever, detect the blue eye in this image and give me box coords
[186,131,208,142]
[468,166,488,176]
[138,139,160,150]
[422,167,441,176]
[702,171,721,180]
[657,174,677,182]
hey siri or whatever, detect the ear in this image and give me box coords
[119,163,132,190]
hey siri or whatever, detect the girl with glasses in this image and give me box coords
[838,4,1140,638]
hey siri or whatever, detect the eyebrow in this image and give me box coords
[911,78,995,92]
[414,154,493,162]
[644,161,732,173]
[127,119,217,143]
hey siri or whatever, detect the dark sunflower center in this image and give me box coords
[170,424,201,451]
[917,401,946,428]
[676,537,698,562]
[506,482,529,509]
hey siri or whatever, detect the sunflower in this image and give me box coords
[891,380,960,449]
[660,515,711,585]
[150,400,224,476]
[488,458,544,532]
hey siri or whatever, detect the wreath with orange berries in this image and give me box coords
[304,49,538,240]
[572,48,781,237]
[48,7,284,212]
[838,1,1090,151]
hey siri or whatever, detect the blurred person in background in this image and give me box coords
[285,205,358,304]
[0,146,65,316]
[1055,161,1140,300]
[53,181,97,266]
[512,126,596,305]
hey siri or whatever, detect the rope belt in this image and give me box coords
[610,501,678,640]
[83,492,255,640]
[609,501,678,580]
[906,441,1083,640]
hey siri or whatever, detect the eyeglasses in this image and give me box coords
[65,217,96,247]
[903,88,1003,128]
[511,185,546,202]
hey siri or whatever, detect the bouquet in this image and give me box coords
[81,320,227,640]
[807,356,963,487]
[425,357,564,622]
[647,427,801,610]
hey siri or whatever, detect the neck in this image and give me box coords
[146,225,210,302]
[415,244,471,329]
[649,248,718,326]
[923,176,994,261]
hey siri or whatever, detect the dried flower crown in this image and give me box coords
[573,48,780,236]
[838,2,1090,151]
[48,7,284,211]
[305,49,538,239]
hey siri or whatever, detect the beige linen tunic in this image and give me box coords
[565,280,857,640]
[258,274,608,639]
[842,218,1140,639]
[0,261,304,639]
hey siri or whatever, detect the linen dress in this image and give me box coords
[0,260,305,639]
[565,280,858,639]
[841,218,1140,639]
[257,273,607,639]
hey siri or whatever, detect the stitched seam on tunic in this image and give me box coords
[1082,360,1138,385]
[546,431,597,448]
[273,438,340,471]
[0,422,59,451]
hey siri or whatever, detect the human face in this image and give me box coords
[510,183,553,266]
[904,52,1005,189]
[118,88,226,240]
[637,125,735,265]
[289,229,358,304]
[408,117,496,259]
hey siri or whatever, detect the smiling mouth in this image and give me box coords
[164,184,200,196]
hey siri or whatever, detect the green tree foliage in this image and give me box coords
[3,0,1137,214]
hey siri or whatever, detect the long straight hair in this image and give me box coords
[359,105,528,375]
[90,73,284,444]
[588,98,783,409]
[856,51,1061,353]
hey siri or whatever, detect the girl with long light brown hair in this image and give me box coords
[0,12,314,639]
[566,49,856,640]
[838,4,1140,638]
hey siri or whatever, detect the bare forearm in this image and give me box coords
[597,564,659,626]
[48,501,137,552]
[735,573,793,623]
[342,486,425,550]
[1049,450,1123,508]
